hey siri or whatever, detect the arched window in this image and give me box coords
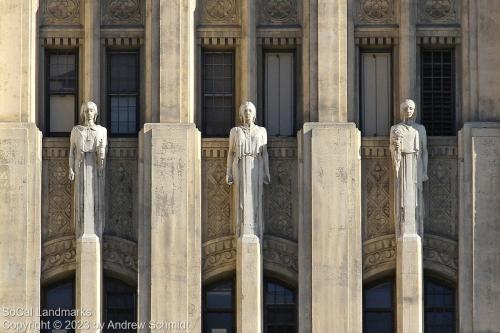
[264,279,297,333]
[203,279,235,333]
[41,278,75,333]
[363,279,395,333]
[424,278,455,333]
[104,277,136,333]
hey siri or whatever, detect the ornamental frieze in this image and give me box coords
[42,0,81,25]
[101,0,143,25]
[200,0,239,24]
[258,0,298,25]
[357,0,395,24]
[419,0,458,24]
[41,237,76,274]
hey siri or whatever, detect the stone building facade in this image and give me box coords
[0,0,499,332]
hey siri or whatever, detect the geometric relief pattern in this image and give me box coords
[46,159,73,240]
[101,0,143,25]
[418,0,458,24]
[205,159,232,239]
[106,159,136,241]
[42,0,81,25]
[365,159,393,239]
[200,0,239,24]
[356,0,395,24]
[425,158,458,239]
[258,0,298,25]
[265,159,296,240]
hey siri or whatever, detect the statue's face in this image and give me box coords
[403,103,415,119]
[84,106,97,122]
[242,106,255,124]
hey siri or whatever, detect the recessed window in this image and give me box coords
[264,52,295,136]
[41,278,75,333]
[202,51,234,137]
[421,49,455,136]
[360,51,392,136]
[264,279,297,333]
[46,50,78,135]
[108,51,139,135]
[104,277,136,333]
[363,279,394,333]
[424,278,455,333]
[203,279,234,333]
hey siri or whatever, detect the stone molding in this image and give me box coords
[202,236,237,281]
[101,0,143,26]
[355,36,399,46]
[363,235,396,279]
[103,236,138,282]
[41,236,77,282]
[42,0,81,25]
[423,234,458,281]
[263,236,298,283]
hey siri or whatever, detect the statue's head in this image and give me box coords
[400,99,416,121]
[239,101,257,125]
[80,101,98,124]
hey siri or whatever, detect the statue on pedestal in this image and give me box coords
[69,101,107,238]
[390,99,427,237]
[226,101,270,238]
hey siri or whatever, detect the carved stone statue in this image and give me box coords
[69,101,107,238]
[226,101,270,238]
[390,99,427,237]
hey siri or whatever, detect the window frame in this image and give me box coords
[202,278,236,333]
[103,276,137,333]
[201,49,235,138]
[423,276,456,333]
[263,278,297,333]
[262,49,297,137]
[419,46,456,136]
[362,277,395,333]
[358,48,394,137]
[106,49,141,137]
[41,276,76,333]
[45,48,79,137]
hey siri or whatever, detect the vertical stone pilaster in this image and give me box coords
[236,235,262,333]
[299,123,362,333]
[459,122,500,332]
[145,0,160,123]
[83,0,100,104]
[138,123,201,333]
[240,0,257,105]
[398,0,417,105]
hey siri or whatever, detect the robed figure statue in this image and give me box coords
[69,101,107,238]
[226,101,271,238]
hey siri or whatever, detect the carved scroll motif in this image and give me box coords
[357,0,395,24]
[259,0,298,25]
[101,0,143,25]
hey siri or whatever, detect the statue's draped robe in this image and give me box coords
[390,123,420,237]
[70,125,107,238]
[411,122,427,236]
[227,125,268,237]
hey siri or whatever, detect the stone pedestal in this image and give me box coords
[459,122,500,332]
[298,123,362,333]
[75,234,102,333]
[396,235,423,333]
[236,235,262,333]
[138,123,201,332]
[0,123,41,333]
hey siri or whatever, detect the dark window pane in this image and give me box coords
[49,53,77,92]
[204,280,234,333]
[107,51,139,135]
[206,281,233,309]
[104,278,136,333]
[421,49,455,135]
[363,280,394,333]
[202,51,234,137]
[424,279,455,333]
[365,281,392,309]
[41,279,75,333]
[264,280,296,333]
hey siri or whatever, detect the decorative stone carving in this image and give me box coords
[419,0,457,24]
[202,237,237,274]
[390,99,427,237]
[357,0,395,24]
[423,235,458,277]
[47,159,73,239]
[69,101,107,238]
[43,0,81,25]
[363,235,396,274]
[365,159,393,238]
[101,0,143,25]
[263,236,298,274]
[206,159,232,239]
[102,236,138,275]
[258,0,298,25]
[201,0,238,24]
[226,102,270,238]
[41,237,77,274]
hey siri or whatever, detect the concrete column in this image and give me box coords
[138,124,201,333]
[144,0,160,123]
[459,123,500,333]
[298,123,362,333]
[236,235,262,333]
[398,0,417,105]
[83,0,100,104]
[159,0,196,122]
[0,1,41,332]
[317,0,347,122]
[240,0,257,105]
